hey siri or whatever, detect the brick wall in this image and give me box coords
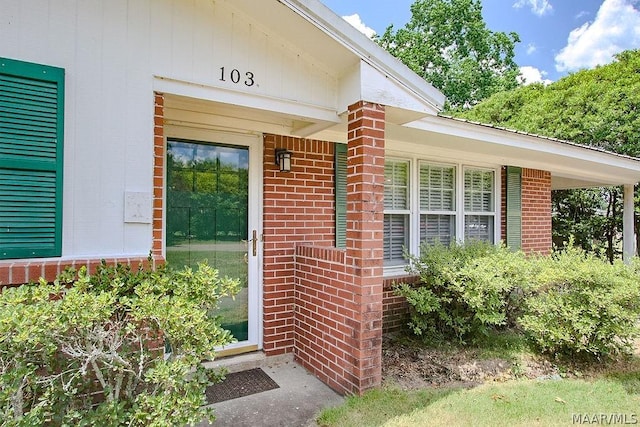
[382,275,420,334]
[292,102,385,395]
[501,167,552,254]
[294,245,350,392]
[0,256,158,286]
[262,135,337,355]
[521,168,552,254]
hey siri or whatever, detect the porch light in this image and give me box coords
[275,148,292,172]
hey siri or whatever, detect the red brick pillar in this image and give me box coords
[521,168,552,254]
[345,101,385,393]
[152,92,165,260]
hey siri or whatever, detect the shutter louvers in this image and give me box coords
[505,166,522,250]
[0,58,64,259]
[335,143,347,248]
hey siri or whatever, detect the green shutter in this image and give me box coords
[335,143,347,248]
[0,57,64,259]
[505,166,522,250]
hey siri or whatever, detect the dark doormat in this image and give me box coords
[205,368,279,404]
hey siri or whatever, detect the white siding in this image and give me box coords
[0,0,338,258]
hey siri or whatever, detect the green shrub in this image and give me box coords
[396,241,534,342]
[0,260,240,426]
[519,245,640,359]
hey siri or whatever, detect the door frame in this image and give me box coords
[164,125,264,353]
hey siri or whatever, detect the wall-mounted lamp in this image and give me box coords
[275,148,292,172]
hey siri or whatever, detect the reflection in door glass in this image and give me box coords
[166,140,249,341]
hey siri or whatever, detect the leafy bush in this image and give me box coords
[396,240,640,360]
[395,241,534,342]
[519,245,640,359]
[0,260,240,426]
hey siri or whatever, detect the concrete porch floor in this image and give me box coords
[199,352,345,427]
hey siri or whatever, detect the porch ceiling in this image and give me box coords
[161,94,342,138]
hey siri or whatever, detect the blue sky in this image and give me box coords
[321,0,640,84]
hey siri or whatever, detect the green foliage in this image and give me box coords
[398,241,640,360]
[0,260,240,426]
[457,49,640,155]
[519,245,640,359]
[396,241,533,342]
[376,0,520,110]
[456,49,640,258]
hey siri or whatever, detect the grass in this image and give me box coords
[318,331,640,427]
[319,375,640,427]
[384,379,640,427]
[317,387,459,427]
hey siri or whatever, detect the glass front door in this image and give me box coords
[166,139,254,344]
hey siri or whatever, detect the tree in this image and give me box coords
[376,0,521,110]
[457,49,640,260]
[458,49,640,156]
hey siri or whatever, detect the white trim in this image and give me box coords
[279,0,445,111]
[155,76,341,125]
[407,115,640,187]
[623,184,636,263]
[383,152,501,277]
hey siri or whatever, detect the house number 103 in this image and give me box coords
[220,67,255,87]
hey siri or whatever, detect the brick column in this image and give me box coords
[152,92,165,260]
[345,101,385,393]
[521,168,552,254]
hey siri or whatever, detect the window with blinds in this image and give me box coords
[383,159,409,266]
[419,163,456,246]
[0,58,64,260]
[381,158,499,272]
[463,169,495,243]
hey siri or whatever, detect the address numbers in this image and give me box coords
[220,67,255,87]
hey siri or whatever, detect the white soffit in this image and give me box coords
[398,115,640,188]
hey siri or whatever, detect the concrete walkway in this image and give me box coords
[200,353,345,427]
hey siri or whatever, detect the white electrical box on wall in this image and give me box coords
[124,192,152,224]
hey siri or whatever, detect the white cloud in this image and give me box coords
[555,0,640,72]
[513,0,553,16]
[575,10,590,20]
[518,66,553,85]
[526,43,537,55]
[342,14,376,39]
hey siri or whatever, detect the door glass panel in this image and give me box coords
[166,140,249,342]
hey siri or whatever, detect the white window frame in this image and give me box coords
[383,158,411,267]
[419,161,457,247]
[462,166,497,244]
[383,155,501,277]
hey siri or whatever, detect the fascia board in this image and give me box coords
[409,115,640,174]
[281,0,446,112]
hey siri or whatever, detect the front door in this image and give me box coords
[165,138,260,352]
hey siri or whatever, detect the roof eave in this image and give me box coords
[281,0,446,111]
